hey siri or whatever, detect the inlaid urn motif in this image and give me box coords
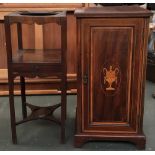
[103,65,119,91]
[101,64,121,95]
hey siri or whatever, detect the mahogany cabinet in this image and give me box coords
[74,6,152,149]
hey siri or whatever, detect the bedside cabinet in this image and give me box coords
[74,6,152,149]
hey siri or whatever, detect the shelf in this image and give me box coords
[13,49,61,64]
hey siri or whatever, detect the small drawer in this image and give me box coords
[12,63,62,76]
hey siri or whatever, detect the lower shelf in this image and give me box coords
[16,102,61,126]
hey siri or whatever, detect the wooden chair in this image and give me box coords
[4,11,67,144]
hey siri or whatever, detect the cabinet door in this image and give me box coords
[80,18,145,134]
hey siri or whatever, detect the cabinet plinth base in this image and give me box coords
[74,133,146,150]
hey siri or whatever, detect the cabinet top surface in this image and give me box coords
[75,6,153,18]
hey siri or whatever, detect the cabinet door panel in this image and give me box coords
[91,27,132,123]
[81,18,144,133]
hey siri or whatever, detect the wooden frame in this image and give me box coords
[5,11,67,144]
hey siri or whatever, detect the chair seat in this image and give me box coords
[13,49,61,64]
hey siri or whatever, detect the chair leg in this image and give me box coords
[20,76,27,119]
[60,76,67,144]
[8,75,17,144]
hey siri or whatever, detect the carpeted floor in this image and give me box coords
[0,81,155,151]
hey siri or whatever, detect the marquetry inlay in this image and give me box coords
[103,65,119,91]
[101,64,121,95]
